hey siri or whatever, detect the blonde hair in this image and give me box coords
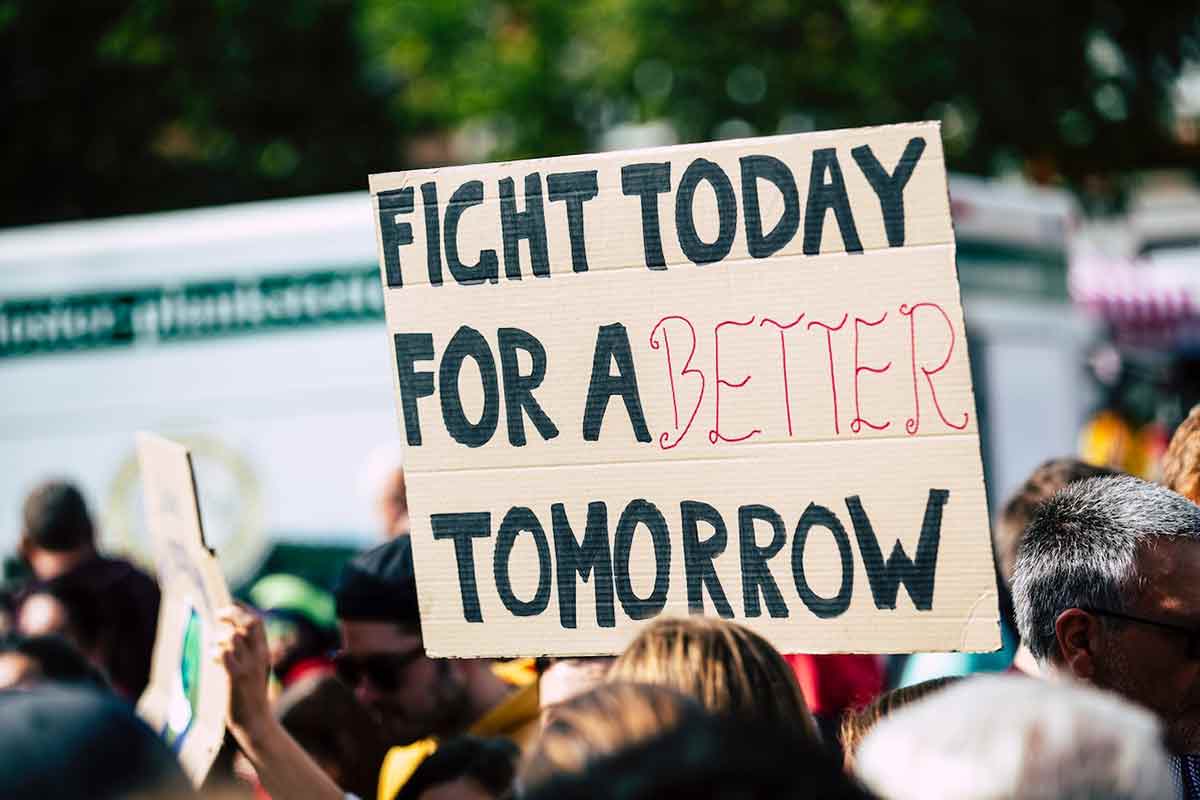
[519,681,700,790]
[1164,404,1200,504]
[608,616,818,742]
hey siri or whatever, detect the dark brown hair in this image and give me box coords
[995,458,1118,582]
[839,676,961,767]
[21,481,94,552]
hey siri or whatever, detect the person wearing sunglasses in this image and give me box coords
[1012,474,1200,799]
[217,534,539,800]
[334,534,539,800]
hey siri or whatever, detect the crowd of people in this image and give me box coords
[4,404,1200,799]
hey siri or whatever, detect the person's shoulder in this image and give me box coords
[57,555,159,599]
[100,555,157,586]
[469,678,540,746]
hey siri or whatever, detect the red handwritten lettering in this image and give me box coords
[850,313,892,433]
[650,316,705,449]
[759,315,804,436]
[708,317,762,444]
[900,302,969,435]
[806,314,848,435]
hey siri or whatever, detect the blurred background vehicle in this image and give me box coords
[0,194,390,588]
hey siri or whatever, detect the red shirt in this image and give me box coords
[785,654,884,717]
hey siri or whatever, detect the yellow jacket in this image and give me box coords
[377,662,539,800]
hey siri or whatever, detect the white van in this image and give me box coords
[0,193,395,582]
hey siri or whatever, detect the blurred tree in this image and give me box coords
[359,0,1200,195]
[0,0,401,227]
[355,0,629,161]
[2,0,1197,226]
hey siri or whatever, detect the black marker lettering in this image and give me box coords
[421,182,444,285]
[621,163,671,270]
[494,507,552,617]
[738,504,789,618]
[851,137,926,248]
[439,326,500,448]
[552,502,616,629]
[740,155,800,258]
[499,173,550,279]
[377,187,413,288]
[680,500,733,617]
[613,499,671,620]
[444,180,499,285]
[393,332,435,446]
[675,158,736,265]
[792,502,854,619]
[845,489,947,610]
[583,323,651,443]
[547,170,599,273]
[803,148,863,255]
[498,327,558,447]
[431,511,491,623]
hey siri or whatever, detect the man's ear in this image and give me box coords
[1054,608,1102,681]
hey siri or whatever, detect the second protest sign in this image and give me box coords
[370,121,998,657]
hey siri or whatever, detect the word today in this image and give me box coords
[377,138,926,286]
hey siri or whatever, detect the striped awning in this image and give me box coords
[1070,253,1200,350]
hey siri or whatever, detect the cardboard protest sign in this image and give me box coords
[135,432,232,787]
[370,121,999,657]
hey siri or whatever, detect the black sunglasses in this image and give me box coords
[1080,607,1200,659]
[332,648,425,692]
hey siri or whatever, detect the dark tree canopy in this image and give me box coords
[2,0,1197,227]
[1,0,400,227]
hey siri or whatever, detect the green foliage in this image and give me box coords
[2,0,1197,226]
[357,0,630,158]
[356,0,1199,188]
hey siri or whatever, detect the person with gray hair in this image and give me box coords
[1011,474,1200,795]
[854,674,1175,800]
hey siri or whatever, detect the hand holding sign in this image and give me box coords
[214,605,272,739]
[371,122,999,658]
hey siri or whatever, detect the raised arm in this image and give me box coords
[215,605,351,800]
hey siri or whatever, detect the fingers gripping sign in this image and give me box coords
[214,605,272,734]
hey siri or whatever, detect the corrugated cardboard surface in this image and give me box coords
[135,432,232,787]
[371,121,999,657]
